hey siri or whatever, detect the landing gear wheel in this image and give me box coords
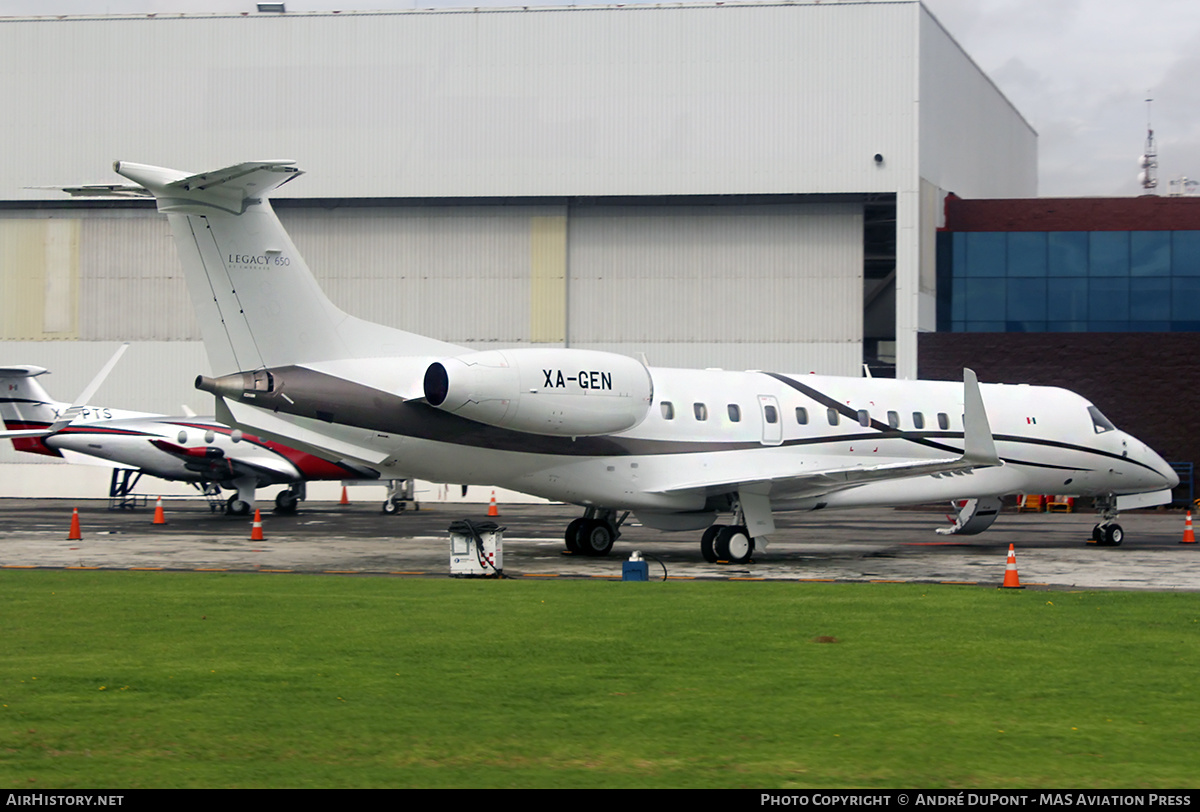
[226,496,251,517]
[274,491,299,514]
[715,525,754,564]
[1104,523,1124,546]
[382,498,405,515]
[564,518,586,554]
[700,525,721,563]
[579,520,615,557]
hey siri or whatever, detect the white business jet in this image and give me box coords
[0,362,382,514]
[70,161,1176,561]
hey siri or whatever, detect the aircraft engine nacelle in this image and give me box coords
[423,348,653,436]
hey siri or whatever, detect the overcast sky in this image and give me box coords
[2,0,1196,198]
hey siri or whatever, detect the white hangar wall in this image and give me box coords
[0,2,1035,497]
[3,3,928,200]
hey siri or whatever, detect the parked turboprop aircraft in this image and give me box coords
[0,364,382,514]
[71,160,1177,561]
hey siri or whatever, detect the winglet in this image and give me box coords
[962,368,1001,467]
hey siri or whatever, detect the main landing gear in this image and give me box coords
[700,524,754,564]
[1091,494,1124,546]
[224,474,258,517]
[274,482,305,515]
[563,498,764,564]
[382,479,418,515]
[564,508,628,556]
[700,495,761,564]
[225,495,251,516]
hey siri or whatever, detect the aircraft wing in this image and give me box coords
[651,369,1002,500]
[148,439,297,486]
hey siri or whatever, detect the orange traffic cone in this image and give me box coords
[340,486,350,506]
[152,496,167,525]
[1182,511,1196,544]
[67,507,82,541]
[487,490,500,517]
[1000,543,1024,589]
[250,508,266,541]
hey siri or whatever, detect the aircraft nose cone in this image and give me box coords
[1161,458,1180,490]
[1141,440,1178,490]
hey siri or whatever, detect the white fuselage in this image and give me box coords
[225,359,1176,516]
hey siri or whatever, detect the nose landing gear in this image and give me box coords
[1090,495,1124,546]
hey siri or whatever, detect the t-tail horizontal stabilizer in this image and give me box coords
[113,161,302,215]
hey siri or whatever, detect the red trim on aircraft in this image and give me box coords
[4,421,63,457]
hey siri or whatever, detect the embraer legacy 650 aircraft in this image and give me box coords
[0,364,381,514]
[70,161,1176,562]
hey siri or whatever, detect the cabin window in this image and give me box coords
[728,404,741,422]
[857,409,870,428]
[887,410,900,429]
[827,408,840,426]
[660,402,675,420]
[937,412,950,430]
[764,405,778,424]
[694,403,708,421]
[912,412,925,430]
[1088,406,1116,434]
[796,407,809,425]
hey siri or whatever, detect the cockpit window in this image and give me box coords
[1088,406,1116,434]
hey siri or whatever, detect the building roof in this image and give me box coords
[944,194,1200,232]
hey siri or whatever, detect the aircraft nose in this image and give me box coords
[1160,457,1181,490]
[1138,438,1178,490]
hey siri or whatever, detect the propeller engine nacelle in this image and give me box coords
[423,348,653,437]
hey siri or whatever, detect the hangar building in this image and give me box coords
[0,1,1036,496]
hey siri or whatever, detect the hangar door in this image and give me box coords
[565,202,864,375]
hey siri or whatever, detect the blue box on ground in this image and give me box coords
[622,558,649,581]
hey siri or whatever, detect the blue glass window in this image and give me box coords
[1131,231,1170,277]
[1007,232,1047,277]
[964,233,1006,278]
[1006,278,1047,320]
[942,228,1200,333]
[1048,277,1088,321]
[1048,232,1088,277]
[1088,277,1128,322]
[965,278,1005,321]
[1172,278,1200,320]
[1089,232,1129,276]
[1172,232,1200,276]
[1130,277,1171,321]
[1006,321,1047,332]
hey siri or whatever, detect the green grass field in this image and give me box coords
[2,569,1198,789]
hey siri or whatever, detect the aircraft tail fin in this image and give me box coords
[110,161,461,377]
[0,366,68,454]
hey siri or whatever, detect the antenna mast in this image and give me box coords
[1139,95,1158,192]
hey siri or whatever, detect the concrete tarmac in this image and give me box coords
[2,498,1199,590]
